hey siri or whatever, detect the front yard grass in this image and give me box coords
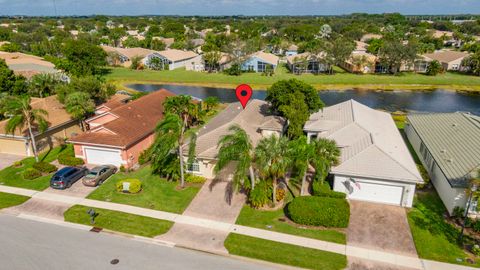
[236,205,346,244]
[408,189,480,267]
[87,165,200,214]
[224,233,347,270]
[0,145,73,191]
[64,205,173,237]
[0,192,30,209]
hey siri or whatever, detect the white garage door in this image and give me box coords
[84,147,123,167]
[348,182,403,205]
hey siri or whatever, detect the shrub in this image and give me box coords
[472,245,480,256]
[58,155,84,166]
[138,150,150,165]
[116,179,142,194]
[312,181,346,199]
[119,165,126,173]
[33,161,58,173]
[473,221,480,233]
[13,160,23,167]
[185,174,206,183]
[287,196,350,228]
[452,206,465,218]
[248,181,272,208]
[23,168,42,180]
[223,63,242,76]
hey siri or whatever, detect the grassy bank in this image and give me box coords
[224,233,347,270]
[64,205,173,237]
[0,192,30,209]
[105,66,480,92]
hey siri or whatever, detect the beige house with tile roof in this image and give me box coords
[184,100,285,179]
[145,49,199,70]
[0,51,61,79]
[422,50,470,71]
[102,45,156,68]
[286,52,330,74]
[304,100,422,207]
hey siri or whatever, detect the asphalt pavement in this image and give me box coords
[0,214,277,270]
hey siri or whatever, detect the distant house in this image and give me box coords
[0,96,82,156]
[360,33,382,42]
[185,55,205,72]
[421,50,470,71]
[341,42,377,74]
[146,49,199,70]
[101,46,156,68]
[69,90,175,168]
[304,100,422,207]
[286,52,330,74]
[0,51,66,79]
[152,37,175,48]
[241,51,279,73]
[285,45,299,56]
[204,52,233,72]
[405,112,480,215]
[184,100,285,179]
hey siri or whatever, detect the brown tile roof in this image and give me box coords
[0,95,73,137]
[96,94,131,111]
[69,89,175,148]
[101,45,156,60]
[423,51,470,64]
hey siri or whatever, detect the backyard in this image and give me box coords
[106,66,480,92]
[0,145,73,191]
[87,165,200,214]
[64,205,173,237]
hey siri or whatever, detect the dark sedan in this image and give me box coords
[50,167,88,190]
[82,165,117,187]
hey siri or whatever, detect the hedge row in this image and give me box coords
[32,161,58,173]
[312,181,346,199]
[287,196,350,228]
[22,168,42,180]
[58,155,84,166]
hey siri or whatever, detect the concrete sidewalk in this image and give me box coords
[0,184,477,270]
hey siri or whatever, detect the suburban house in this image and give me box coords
[304,100,423,207]
[0,51,64,79]
[405,112,480,215]
[204,52,233,72]
[101,45,156,68]
[0,96,82,156]
[341,42,377,74]
[152,37,175,48]
[285,44,299,56]
[145,49,199,70]
[421,50,470,71]
[94,93,132,115]
[241,51,279,72]
[286,52,330,74]
[184,100,286,179]
[68,89,175,168]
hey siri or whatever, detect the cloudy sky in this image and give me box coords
[1,0,479,16]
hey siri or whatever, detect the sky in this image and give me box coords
[0,0,480,16]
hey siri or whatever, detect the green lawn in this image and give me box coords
[236,205,346,244]
[0,192,30,209]
[105,66,480,91]
[0,145,73,191]
[407,190,480,267]
[87,165,200,214]
[64,205,173,237]
[225,233,347,270]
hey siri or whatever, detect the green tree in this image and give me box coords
[254,135,291,206]
[28,73,61,98]
[203,96,219,112]
[130,56,143,70]
[56,39,107,76]
[164,95,200,128]
[203,51,221,72]
[378,38,418,74]
[426,60,443,76]
[215,125,256,192]
[366,38,384,54]
[462,52,480,76]
[311,138,340,184]
[0,59,27,95]
[280,92,310,138]
[56,76,114,104]
[288,136,316,196]
[2,96,48,162]
[64,92,95,131]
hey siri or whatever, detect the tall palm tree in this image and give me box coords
[289,136,316,196]
[164,95,198,128]
[150,114,188,187]
[3,96,48,162]
[215,125,256,191]
[311,138,340,184]
[28,73,59,98]
[64,92,95,131]
[255,135,291,205]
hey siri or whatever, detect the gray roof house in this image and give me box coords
[184,100,285,179]
[405,112,480,214]
[305,99,422,207]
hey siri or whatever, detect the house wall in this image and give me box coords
[185,55,205,71]
[405,122,467,214]
[333,174,416,207]
[123,133,155,168]
[185,157,217,179]
[445,58,465,71]
[169,57,198,70]
[241,56,277,72]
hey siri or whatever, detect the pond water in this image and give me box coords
[128,83,480,114]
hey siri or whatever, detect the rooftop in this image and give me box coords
[157,49,198,62]
[250,51,279,65]
[423,50,469,63]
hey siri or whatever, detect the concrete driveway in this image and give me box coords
[347,200,418,256]
[44,179,97,198]
[0,154,23,170]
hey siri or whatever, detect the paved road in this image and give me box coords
[0,215,277,270]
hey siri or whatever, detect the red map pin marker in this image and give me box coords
[235,84,253,109]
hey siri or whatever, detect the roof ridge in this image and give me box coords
[374,144,422,181]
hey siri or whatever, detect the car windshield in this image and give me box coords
[85,172,97,178]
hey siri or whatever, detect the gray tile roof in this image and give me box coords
[305,100,422,184]
[407,113,480,188]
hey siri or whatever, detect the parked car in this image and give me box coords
[82,165,117,187]
[50,167,88,189]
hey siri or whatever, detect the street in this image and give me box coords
[0,214,277,270]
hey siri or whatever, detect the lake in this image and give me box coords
[127,84,480,114]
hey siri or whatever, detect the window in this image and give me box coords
[187,160,200,172]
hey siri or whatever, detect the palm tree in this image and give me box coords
[311,138,340,184]
[150,114,187,187]
[289,136,316,196]
[3,96,48,162]
[203,96,219,112]
[28,73,59,98]
[215,125,256,191]
[255,135,291,206]
[164,95,198,128]
[64,92,95,131]
[351,55,369,74]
